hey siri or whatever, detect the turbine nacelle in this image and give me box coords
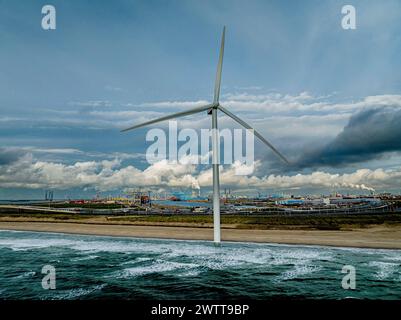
[207,103,219,115]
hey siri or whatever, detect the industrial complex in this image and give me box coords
[1,189,400,216]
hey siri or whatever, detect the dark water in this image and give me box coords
[0,230,400,300]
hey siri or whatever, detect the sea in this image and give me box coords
[0,229,400,300]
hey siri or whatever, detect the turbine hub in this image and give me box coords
[207,103,219,115]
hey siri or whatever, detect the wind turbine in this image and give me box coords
[122,26,289,244]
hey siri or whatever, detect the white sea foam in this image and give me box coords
[0,238,77,251]
[71,241,168,254]
[369,261,399,280]
[116,260,199,278]
[178,270,201,277]
[2,230,401,299]
[4,230,400,283]
[120,257,153,265]
[276,264,322,281]
[0,235,167,254]
[70,255,99,262]
[13,271,36,279]
[161,243,334,272]
[52,284,106,300]
[0,232,332,272]
[382,251,401,262]
[137,257,153,262]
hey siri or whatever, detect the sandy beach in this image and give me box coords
[1,221,401,249]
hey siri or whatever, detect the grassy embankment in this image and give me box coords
[1,211,401,230]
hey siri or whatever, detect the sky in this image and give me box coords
[1,0,401,199]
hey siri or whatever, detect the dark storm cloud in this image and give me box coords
[0,148,25,165]
[295,106,401,168]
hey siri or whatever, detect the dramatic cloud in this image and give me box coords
[3,93,401,196]
[2,154,400,194]
[297,106,401,168]
[5,93,401,143]
[0,148,26,166]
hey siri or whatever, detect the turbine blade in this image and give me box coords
[218,105,289,164]
[121,104,214,132]
[213,26,225,104]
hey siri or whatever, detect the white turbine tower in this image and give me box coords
[122,26,289,244]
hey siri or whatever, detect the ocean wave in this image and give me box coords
[0,237,78,251]
[0,232,333,272]
[52,284,106,300]
[70,255,99,262]
[1,230,401,299]
[369,261,399,280]
[162,244,333,271]
[0,234,167,254]
[275,263,322,281]
[382,251,401,262]
[115,260,199,279]
[13,271,36,279]
[177,270,201,277]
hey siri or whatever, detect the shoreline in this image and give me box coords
[1,221,401,249]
